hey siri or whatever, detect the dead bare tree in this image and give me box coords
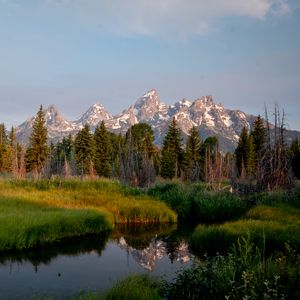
[257,104,293,191]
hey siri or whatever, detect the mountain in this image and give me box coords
[15,90,300,152]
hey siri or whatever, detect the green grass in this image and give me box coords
[0,178,177,224]
[165,236,300,300]
[29,275,162,300]
[102,274,162,300]
[148,182,246,224]
[0,178,177,251]
[191,204,300,254]
[0,196,112,251]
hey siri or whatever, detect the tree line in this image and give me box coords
[0,105,299,190]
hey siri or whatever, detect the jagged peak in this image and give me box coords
[177,98,193,108]
[195,95,214,104]
[142,89,157,99]
[135,89,160,107]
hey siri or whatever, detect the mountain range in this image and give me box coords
[15,89,300,152]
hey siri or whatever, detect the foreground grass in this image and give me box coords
[35,238,300,300]
[191,204,300,254]
[0,178,176,251]
[166,236,300,300]
[0,196,111,251]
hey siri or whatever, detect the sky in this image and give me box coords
[0,0,300,130]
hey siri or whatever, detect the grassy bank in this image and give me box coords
[38,238,300,300]
[148,182,246,224]
[0,196,111,251]
[0,178,177,251]
[191,204,300,254]
[166,236,300,300]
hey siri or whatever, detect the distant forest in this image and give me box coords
[0,105,299,192]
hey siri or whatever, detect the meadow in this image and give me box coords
[0,178,176,251]
[1,178,299,299]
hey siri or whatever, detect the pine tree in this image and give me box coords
[8,127,18,177]
[235,126,249,176]
[200,136,219,181]
[160,117,183,179]
[246,135,256,178]
[185,126,201,181]
[160,151,175,179]
[126,123,156,187]
[0,123,8,173]
[74,124,95,177]
[94,121,111,177]
[289,139,300,179]
[26,105,48,176]
[251,115,266,161]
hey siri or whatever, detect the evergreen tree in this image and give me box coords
[251,115,266,160]
[185,126,201,181]
[94,121,111,177]
[235,126,249,176]
[160,151,175,179]
[246,135,256,177]
[26,105,48,176]
[0,124,8,172]
[8,126,18,176]
[110,132,124,178]
[160,117,183,179]
[74,124,95,176]
[289,138,300,179]
[199,136,218,181]
[129,123,155,156]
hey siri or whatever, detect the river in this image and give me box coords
[0,224,194,299]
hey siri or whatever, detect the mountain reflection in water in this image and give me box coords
[0,224,193,299]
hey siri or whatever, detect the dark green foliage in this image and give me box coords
[74,124,95,176]
[184,126,201,181]
[94,121,111,177]
[148,183,245,224]
[50,135,74,176]
[235,126,249,176]
[251,115,266,158]
[104,275,162,300]
[0,123,9,172]
[166,236,300,300]
[160,117,183,179]
[26,105,48,175]
[129,123,155,155]
[246,135,256,177]
[290,138,300,179]
[109,132,124,178]
[160,151,175,179]
[120,123,156,187]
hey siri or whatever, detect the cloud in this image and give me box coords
[40,0,291,37]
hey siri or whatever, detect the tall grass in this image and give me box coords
[148,182,245,224]
[166,236,300,300]
[0,196,111,251]
[191,205,300,254]
[0,178,177,251]
[0,179,177,224]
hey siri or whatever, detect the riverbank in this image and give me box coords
[0,178,177,251]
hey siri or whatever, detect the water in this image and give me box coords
[0,224,194,299]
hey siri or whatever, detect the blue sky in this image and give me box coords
[0,0,300,130]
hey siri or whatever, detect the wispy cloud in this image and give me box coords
[37,0,291,37]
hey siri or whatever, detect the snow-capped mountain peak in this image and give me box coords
[76,103,111,128]
[15,89,300,152]
[133,89,162,121]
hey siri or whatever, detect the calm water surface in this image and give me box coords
[0,224,194,299]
